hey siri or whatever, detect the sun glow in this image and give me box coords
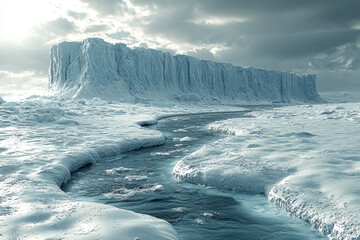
[0,0,57,40]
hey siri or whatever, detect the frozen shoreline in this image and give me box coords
[173,94,360,239]
[0,95,243,239]
[1,91,359,239]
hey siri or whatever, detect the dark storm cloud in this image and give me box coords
[250,29,360,58]
[131,0,360,59]
[195,0,360,24]
[140,8,244,46]
[77,0,360,58]
[310,44,360,71]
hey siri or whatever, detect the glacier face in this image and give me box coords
[49,38,320,103]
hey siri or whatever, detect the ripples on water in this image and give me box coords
[63,111,326,240]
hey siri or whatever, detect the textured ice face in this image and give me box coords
[49,38,320,104]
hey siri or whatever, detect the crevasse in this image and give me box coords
[49,38,320,103]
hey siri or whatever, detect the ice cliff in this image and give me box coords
[49,38,320,103]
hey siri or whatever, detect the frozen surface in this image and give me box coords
[63,110,326,240]
[0,95,243,239]
[49,38,320,104]
[173,100,360,239]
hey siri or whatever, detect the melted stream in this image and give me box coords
[63,111,326,239]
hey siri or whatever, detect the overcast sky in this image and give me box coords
[0,0,360,95]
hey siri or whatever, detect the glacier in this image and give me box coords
[49,38,320,103]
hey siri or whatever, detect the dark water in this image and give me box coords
[62,111,326,240]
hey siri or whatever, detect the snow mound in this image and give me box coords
[49,38,320,103]
[173,136,288,194]
[0,97,176,240]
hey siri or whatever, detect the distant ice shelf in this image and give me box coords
[49,38,320,103]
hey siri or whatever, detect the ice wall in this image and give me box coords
[49,38,320,103]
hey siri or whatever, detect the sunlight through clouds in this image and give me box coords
[0,0,359,93]
[0,0,58,40]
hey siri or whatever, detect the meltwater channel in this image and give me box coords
[62,110,326,240]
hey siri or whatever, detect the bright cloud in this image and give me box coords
[0,0,58,40]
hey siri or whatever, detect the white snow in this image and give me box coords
[0,94,244,239]
[173,97,360,239]
[49,38,320,104]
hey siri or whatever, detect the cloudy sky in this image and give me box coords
[0,0,359,95]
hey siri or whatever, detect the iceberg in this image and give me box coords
[49,38,320,103]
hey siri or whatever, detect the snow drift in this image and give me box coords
[49,38,320,103]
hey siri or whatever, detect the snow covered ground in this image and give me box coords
[1,80,359,240]
[0,94,244,239]
[174,91,360,239]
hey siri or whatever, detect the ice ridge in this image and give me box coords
[49,38,320,103]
